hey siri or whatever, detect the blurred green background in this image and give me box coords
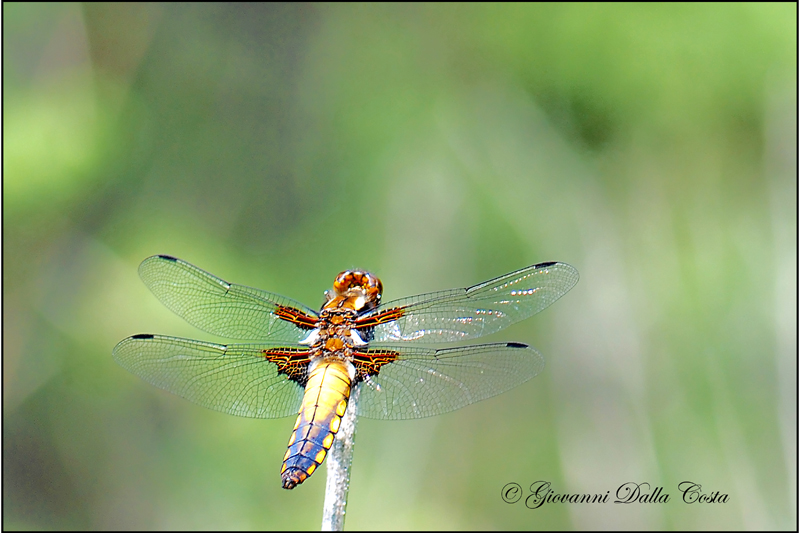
[3,3,796,530]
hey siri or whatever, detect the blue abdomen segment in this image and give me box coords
[281,360,351,489]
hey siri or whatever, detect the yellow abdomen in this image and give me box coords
[281,359,352,489]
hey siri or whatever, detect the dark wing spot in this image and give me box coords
[157,254,178,261]
[131,334,155,339]
[535,261,557,268]
[506,342,528,348]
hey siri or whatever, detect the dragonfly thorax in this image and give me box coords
[301,308,368,361]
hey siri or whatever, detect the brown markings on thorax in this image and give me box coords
[310,308,359,359]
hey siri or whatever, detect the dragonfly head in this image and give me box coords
[323,270,383,312]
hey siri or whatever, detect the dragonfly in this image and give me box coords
[113,255,579,489]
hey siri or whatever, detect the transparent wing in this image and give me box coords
[138,255,318,342]
[354,342,544,419]
[112,334,307,418]
[358,262,578,343]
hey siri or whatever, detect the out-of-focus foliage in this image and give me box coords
[3,3,795,530]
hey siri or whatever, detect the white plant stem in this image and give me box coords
[321,385,360,531]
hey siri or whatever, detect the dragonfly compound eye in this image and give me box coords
[333,271,383,299]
